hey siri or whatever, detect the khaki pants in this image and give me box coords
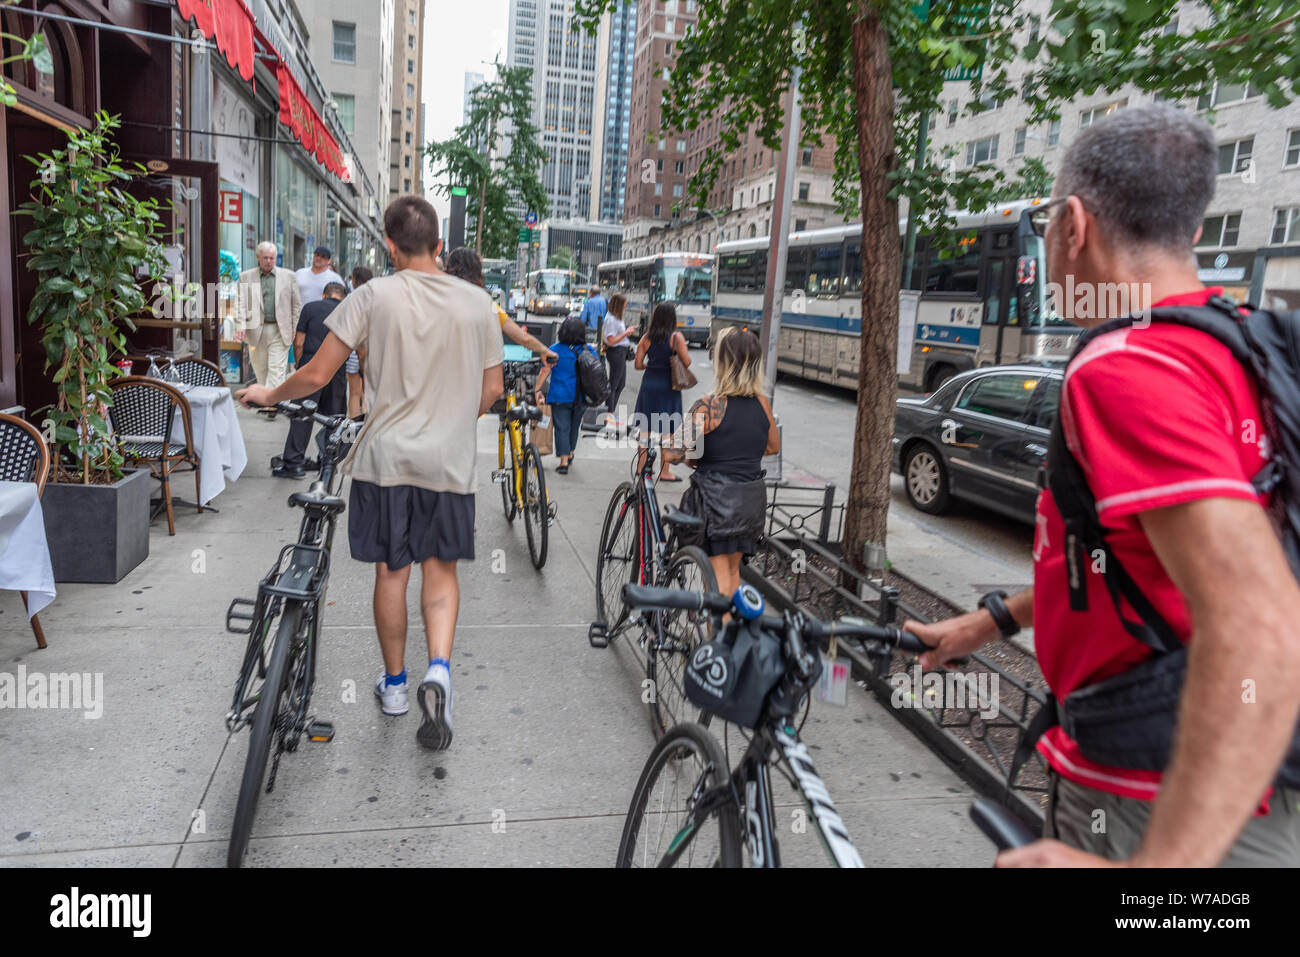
[1045,771,1300,866]
[248,322,289,388]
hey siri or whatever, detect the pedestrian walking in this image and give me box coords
[533,316,594,474]
[602,292,636,422]
[344,266,373,418]
[663,327,779,598]
[579,285,607,341]
[908,104,1300,867]
[633,302,692,481]
[237,196,504,753]
[234,241,301,390]
[295,245,345,306]
[273,282,348,478]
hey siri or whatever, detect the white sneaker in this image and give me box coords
[416,663,453,750]
[374,674,409,716]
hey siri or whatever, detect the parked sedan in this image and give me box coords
[892,365,1062,525]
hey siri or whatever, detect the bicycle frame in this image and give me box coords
[497,361,538,510]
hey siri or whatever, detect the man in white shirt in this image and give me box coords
[295,245,345,306]
[236,197,504,754]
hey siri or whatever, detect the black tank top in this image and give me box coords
[696,395,768,481]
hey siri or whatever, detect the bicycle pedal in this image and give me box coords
[547,502,558,526]
[225,597,256,634]
[305,720,335,743]
[588,621,610,649]
[490,469,510,484]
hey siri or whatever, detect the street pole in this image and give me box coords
[758,66,803,403]
[901,111,929,290]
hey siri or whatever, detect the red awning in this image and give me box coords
[275,61,351,183]
[175,0,256,82]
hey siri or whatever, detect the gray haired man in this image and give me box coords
[910,104,1300,867]
[235,241,302,388]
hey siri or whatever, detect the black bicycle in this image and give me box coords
[223,400,357,868]
[615,582,940,868]
[589,439,717,737]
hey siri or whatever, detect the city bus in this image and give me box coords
[710,199,1077,392]
[595,252,714,346]
[520,268,578,345]
[482,258,512,305]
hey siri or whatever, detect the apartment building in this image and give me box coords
[391,0,426,198]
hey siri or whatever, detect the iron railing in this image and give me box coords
[751,480,1048,827]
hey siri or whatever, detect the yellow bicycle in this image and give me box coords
[493,352,554,569]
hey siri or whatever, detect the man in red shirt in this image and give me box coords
[911,104,1300,866]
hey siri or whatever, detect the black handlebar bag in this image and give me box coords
[684,619,787,729]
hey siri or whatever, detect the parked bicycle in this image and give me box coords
[223,399,358,868]
[590,437,717,737]
[614,582,937,868]
[493,351,554,570]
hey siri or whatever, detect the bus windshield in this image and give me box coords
[1018,234,1072,327]
[657,263,713,304]
[535,272,571,296]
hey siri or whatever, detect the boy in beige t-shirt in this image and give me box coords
[238,196,504,752]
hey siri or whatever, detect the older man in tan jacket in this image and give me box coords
[235,241,302,388]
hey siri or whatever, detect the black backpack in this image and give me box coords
[1013,297,1300,789]
[571,343,609,407]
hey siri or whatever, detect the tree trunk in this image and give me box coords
[843,2,900,574]
[476,113,495,256]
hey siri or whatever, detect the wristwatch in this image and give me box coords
[978,589,1020,639]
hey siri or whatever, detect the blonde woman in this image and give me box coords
[664,327,780,598]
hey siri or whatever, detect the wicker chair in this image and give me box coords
[171,357,225,388]
[108,376,201,536]
[0,413,50,649]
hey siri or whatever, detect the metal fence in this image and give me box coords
[748,480,1049,827]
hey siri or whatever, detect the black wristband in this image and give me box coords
[978,589,1020,639]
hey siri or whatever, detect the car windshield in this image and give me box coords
[658,264,712,303]
[536,272,570,295]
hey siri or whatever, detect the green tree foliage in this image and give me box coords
[548,245,574,270]
[425,59,548,258]
[20,112,168,484]
[576,0,1298,565]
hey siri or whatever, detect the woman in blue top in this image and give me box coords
[534,316,595,474]
[633,303,693,481]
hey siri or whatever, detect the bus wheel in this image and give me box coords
[926,365,957,393]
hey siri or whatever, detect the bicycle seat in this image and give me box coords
[662,505,703,529]
[289,487,346,513]
[506,403,542,423]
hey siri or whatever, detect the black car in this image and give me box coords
[892,364,1062,524]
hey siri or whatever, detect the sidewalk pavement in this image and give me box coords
[0,395,991,867]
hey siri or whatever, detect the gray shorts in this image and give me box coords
[347,480,475,569]
[1045,771,1300,866]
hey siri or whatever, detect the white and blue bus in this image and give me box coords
[595,252,715,347]
[711,199,1077,392]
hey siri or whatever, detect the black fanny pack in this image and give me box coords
[685,619,793,729]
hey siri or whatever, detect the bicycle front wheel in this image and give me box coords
[648,545,719,738]
[522,444,549,569]
[617,721,740,868]
[228,603,300,868]
[595,481,638,630]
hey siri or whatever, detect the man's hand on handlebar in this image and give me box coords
[236,384,273,409]
[906,610,998,671]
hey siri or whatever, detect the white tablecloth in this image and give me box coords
[0,481,55,618]
[171,385,248,505]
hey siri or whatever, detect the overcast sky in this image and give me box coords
[422,0,509,228]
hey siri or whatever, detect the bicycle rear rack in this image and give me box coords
[259,543,330,601]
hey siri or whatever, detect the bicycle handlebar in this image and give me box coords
[621,584,936,656]
[969,798,1036,852]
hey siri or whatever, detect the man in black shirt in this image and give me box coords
[273,282,348,477]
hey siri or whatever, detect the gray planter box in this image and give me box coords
[42,468,151,583]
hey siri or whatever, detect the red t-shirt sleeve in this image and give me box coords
[1062,332,1259,525]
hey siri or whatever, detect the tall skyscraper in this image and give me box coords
[463,71,487,125]
[592,0,636,224]
[391,0,426,198]
[507,0,601,222]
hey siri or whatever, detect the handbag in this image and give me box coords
[532,403,554,455]
[670,336,697,390]
[684,618,795,730]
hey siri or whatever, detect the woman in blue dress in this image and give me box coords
[633,303,693,481]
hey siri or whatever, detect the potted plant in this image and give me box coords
[19,111,168,583]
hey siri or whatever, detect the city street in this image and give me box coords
[0,385,993,867]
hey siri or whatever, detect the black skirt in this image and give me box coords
[348,480,476,568]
